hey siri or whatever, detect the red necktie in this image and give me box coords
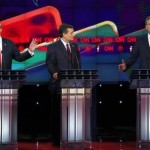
[66,43,72,60]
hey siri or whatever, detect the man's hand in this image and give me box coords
[53,72,58,80]
[118,59,126,72]
[28,39,38,52]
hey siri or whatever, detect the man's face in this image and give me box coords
[63,28,75,42]
[145,20,150,33]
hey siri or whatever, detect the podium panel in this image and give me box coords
[60,69,99,145]
[130,69,150,146]
[136,88,150,141]
[0,70,25,144]
[0,89,18,143]
[61,87,91,142]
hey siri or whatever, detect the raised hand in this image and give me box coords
[118,59,126,72]
[28,39,38,52]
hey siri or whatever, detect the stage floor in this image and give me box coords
[0,141,149,150]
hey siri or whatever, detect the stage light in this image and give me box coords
[119,84,123,87]
[99,101,102,104]
[119,100,123,104]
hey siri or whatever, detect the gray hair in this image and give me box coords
[145,16,150,25]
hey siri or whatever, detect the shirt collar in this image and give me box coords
[60,38,69,46]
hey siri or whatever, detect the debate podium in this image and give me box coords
[130,69,150,147]
[60,69,99,147]
[0,70,25,144]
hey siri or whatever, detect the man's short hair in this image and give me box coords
[58,23,73,38]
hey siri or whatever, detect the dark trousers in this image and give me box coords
[49,80,61,145]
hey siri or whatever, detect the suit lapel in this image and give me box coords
[145,36,150,49]
[2,38,8,53]
[2,38,5,51]
[58,40,68,58]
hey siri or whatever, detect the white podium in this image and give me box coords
[60,69,99,147]
[130,69,150,148]
[0,70,25,144]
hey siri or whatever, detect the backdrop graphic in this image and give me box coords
[0,0,150,83]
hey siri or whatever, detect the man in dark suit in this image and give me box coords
[0,23,37,69]
[46,23,81,146]
[119,16,150,71]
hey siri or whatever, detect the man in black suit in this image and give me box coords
[0,23,37,69]
[46,23,81,146]
[119,16,150,71]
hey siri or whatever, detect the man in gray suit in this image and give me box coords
[119,16,150,71]
[46,23,81,146]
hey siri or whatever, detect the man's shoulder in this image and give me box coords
[135,34,147,44]
[47,40,62,52]
[2,37,14,44]
[138,34,147,40]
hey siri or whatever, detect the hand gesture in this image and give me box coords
[53,72,58,80]
[29,39,38,52]
[118,59,126,72]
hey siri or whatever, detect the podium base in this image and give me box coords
[0,143,18,150]
[60,141,94,150]
[137,141,150,149]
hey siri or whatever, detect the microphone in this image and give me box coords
[70,43,80,69]
[75,53,80,69]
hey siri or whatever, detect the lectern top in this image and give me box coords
[130,69,150,88]
[0,70,25,80]
[0,70,26,88]
[60,69,99,79]
[60,69,99,87]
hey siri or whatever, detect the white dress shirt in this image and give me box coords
[60,39,71,52]
[0,36,2,52]
[148,34,150,47]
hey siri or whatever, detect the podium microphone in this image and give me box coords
[75,54,80,69]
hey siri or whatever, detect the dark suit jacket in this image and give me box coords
[46,39,81,145]
[46,39,81,77]
[125,34,150,70]
[2,37,32,69]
